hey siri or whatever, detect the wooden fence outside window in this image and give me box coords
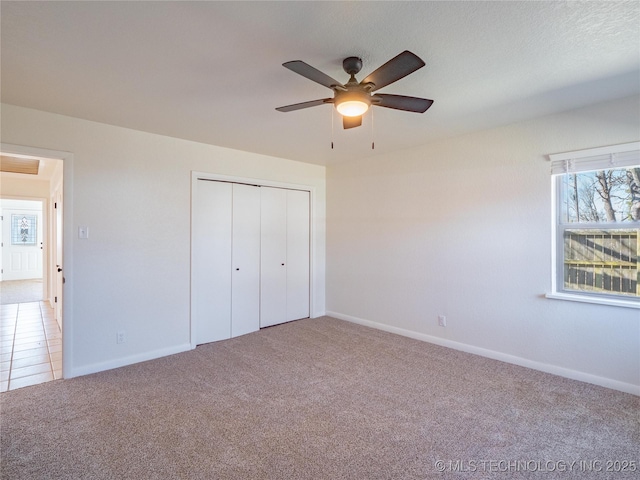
[564,230,639,297]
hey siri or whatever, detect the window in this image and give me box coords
[11,214,37,246]
[549,142,639,306]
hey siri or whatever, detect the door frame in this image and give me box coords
[1,143,74,379]
[190,171,317,349]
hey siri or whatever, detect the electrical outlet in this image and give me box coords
[116,331,126,344]
[438,315,447,327]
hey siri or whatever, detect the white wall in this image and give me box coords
[326,95,640,394]
[2,97,637,393]
[0,103,326,377]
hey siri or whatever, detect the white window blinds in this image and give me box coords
[549,141,640,175]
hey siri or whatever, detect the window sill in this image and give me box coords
[545,292,640,309]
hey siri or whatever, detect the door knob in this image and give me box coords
[57,267,62,272]
[236,268,240,271]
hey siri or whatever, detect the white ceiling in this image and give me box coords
[1,1,638,166]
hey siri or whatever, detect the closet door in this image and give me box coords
[260,187,287,328]
[231,183,261,337]
[286,189,310,321]
[192,180,232,344]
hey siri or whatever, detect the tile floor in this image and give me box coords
[1,301,61,392]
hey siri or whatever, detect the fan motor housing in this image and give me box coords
[334,88,370,104]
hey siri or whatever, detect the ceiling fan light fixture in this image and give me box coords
[336,99,369,117]
[334,90,371,117]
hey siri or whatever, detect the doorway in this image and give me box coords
[1,150,65,391]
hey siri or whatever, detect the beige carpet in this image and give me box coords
[1,317,638,479]
[0,279,44,304]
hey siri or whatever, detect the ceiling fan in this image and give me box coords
[276,51,433,129]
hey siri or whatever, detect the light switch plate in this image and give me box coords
[78,226,89,239]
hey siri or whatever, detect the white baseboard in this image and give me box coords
[326,311,639,396]
[68,343,192,379]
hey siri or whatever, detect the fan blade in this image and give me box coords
[283,60,344,90]
[343,115,362,129]
[373,94,433,113]
[276,98,332,112]
[361,51,425,92]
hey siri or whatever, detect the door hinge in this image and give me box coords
[54,202,57,209]
[55,296,58,303]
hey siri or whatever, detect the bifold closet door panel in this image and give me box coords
[286,189,310,321]
[192,180,232,344]
[260,187,287,328]
[231,183,261,337]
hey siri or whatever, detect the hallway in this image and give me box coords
[0,301,61,392]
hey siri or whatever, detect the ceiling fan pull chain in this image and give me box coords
[331,107,334,149]
[371,108,375,150]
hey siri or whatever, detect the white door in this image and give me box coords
[1,201,43,281]
[192,180,233,344]
[286,190,310,321]
[260,187,310,327]
[231,183,261,337]
[260,187,287,328]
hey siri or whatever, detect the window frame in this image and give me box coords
[547,142,640,309]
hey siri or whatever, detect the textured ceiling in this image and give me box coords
[1,1,639,166]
